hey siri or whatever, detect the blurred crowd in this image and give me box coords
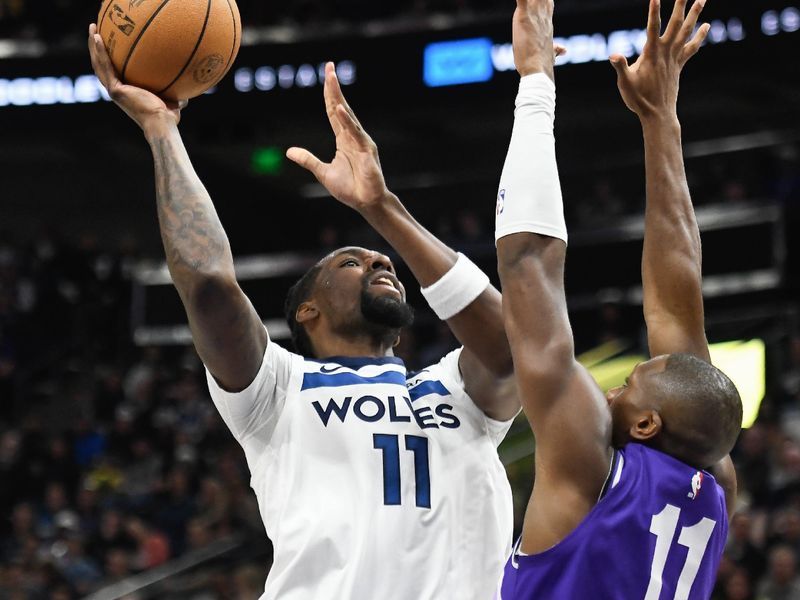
[0,231,269,598]
[0,144,799,598]
[0,221,798,600]
[712,336,800,600]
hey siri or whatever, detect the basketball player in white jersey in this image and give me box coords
[88,26,519,600]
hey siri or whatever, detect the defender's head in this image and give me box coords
[606,353,743,468]
[283,247,414,358]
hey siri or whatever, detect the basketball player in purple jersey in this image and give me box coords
[493,0,742,598]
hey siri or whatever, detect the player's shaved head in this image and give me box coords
[652,353,742,468]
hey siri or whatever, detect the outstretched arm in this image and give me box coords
[288,64,516,420]
[611,0,736,514]
[89,26,266,391]
[612,0,710,361]
[496,1,613,546]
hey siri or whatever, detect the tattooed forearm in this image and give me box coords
[151,135,233,282]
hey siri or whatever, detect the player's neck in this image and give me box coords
[312,333,396,360]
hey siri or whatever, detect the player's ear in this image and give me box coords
[630,410,662,441]
[296,301,319,325]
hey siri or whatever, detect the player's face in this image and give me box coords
[316,247,409,328]
[606,356,668,447]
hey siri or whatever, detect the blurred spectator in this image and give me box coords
[101,547,131,586]
[717,567,755,600]
[126,517,170,570]
[121,438,162,505]
[737,424,773,507]
[37,482,69,540]
[53,535,102,595]
[757,545,800,600]
[727,511,767,583]
[86,510,135,567]
[2,502,35,563]
[155,468,197,556]
[186,518,215,552]
[233,563,268,600]
[769,439,800,507]
[781,336,800,403]
[574,178,627,225]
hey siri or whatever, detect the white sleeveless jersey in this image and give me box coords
[206,340,514,600]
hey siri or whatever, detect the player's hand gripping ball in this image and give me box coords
[97,0,241,101]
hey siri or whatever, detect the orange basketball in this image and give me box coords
[97,0,241,101]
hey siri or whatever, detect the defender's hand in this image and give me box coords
[287,63,389,213]
[610,0,710,120]
[513,0,557,80]
[88,23,185,135]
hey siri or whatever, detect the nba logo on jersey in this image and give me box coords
[687,471,704,499]
[497,189,506,215]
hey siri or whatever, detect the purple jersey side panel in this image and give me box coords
[495,443,728,600]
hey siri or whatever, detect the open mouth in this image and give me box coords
[369,274,401,295]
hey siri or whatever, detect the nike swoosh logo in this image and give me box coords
[319,365,345,374]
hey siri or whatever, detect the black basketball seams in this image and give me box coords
[156,0,213,96]
[120,0,174,81]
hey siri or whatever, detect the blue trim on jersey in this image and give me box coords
[301,370,408,390]
[408,379,449,401]
[305,356,405,368]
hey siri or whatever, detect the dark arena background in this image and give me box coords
[0,0,798,598]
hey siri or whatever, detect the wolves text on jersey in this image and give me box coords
[312,394,461,430]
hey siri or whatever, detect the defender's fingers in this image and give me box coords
[286,147,328,180]
[323,64,344,136]
[681,22,710,63]
[646,0,661,43]
[664,0,689,40]
[336,104,372,150]
[679,0,707,45]
[328,68,365,133]
[335,105,372,150]
[324,62,348,108]
[609,54,631,77]
[554,43,567,57]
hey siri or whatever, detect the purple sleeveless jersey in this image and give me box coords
[495,443,728,600]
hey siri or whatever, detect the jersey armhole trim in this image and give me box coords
[597,448,620,502]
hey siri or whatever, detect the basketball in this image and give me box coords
[96,0,241,101]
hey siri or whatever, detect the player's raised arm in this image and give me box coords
[611,0,711,361]
[610,0,738,512]
[88,25,266,392]
[287,63,517,421]
[495,0,613,526]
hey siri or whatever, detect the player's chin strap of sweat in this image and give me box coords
[495,72,568,245]
[421,253,490,321]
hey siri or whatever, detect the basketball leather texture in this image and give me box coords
[97,0,241,101]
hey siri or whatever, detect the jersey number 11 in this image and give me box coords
[373,434,431,509]
[645,503,717,600]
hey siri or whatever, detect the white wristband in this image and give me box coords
[495,73,567,244]
[420,253,490,321]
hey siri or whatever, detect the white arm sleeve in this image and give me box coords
[495,73,567,244]
[205,335,295,445]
